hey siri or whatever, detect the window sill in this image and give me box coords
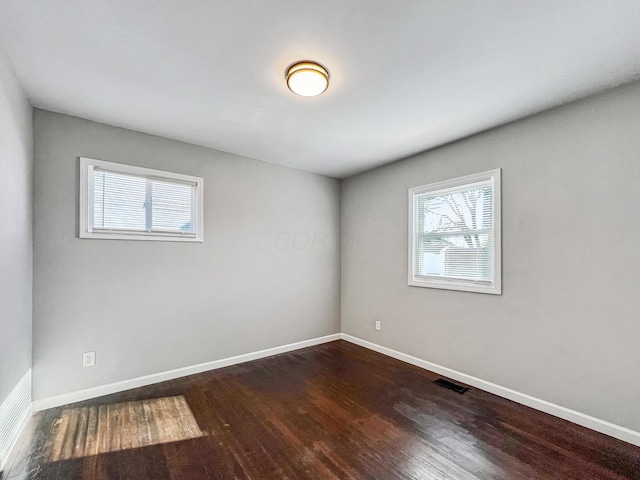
[409,276,501,295]
[79,232,203,242]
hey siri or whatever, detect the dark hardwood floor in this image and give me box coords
[2,340,639,479]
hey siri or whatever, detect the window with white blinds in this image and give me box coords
[79,157,203,242]
[408,169,501,294]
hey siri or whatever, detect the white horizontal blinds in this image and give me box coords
[92,167,196,235]
[151,178,196,233]
[415,180,494,283]
[93,169,147,231]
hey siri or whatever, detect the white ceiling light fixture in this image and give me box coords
[286,61,330,97]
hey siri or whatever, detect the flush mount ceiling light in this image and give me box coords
[286,61,329,97]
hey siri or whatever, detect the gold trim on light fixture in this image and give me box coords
[286,61,330,97]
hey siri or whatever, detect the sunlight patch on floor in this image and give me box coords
[48,395,204,461]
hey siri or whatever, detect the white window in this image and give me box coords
[408,169,501,294]
[79,157,203,242]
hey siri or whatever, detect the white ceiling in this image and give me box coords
[2,1,640,178]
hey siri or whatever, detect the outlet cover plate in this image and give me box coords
[83,351,96,367]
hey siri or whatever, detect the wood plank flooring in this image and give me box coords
[2,340,639,479]
[48,396,204,461]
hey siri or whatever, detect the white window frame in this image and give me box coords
[79,157,204,242]
[408,168,501,295]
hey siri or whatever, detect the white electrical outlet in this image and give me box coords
[375,321,381,331]
[83,351,96,367]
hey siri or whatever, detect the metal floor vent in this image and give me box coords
[434,378,469,394]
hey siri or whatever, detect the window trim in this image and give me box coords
[79,157,204,242]
[408,168,501,295]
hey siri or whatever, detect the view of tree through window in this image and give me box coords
[417,184,493,280]
[409,169,501,294]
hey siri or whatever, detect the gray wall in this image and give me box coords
[341,80,640,432]
[33,110,341,401]
[0,52,33,403]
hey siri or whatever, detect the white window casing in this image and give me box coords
[79,157,204,242]
[408,168,501,294]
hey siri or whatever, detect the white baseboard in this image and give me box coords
[32,333,341,412]
[340,334,640,447]
[0,369,32,470]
